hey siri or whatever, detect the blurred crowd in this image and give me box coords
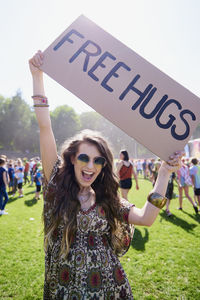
[132,156,200,216]
[1,153,200,217]
[0,155,43,215]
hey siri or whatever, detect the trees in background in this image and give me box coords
[0,92,170,158]
[0,91,34,152]
[51,105,80,146]
[79,111,155,158]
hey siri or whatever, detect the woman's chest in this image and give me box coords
[76,204,109,234]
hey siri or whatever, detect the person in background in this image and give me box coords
[29,158,35,186]
[23,158,30,185]
[150,160,161,186]
[177,158,198,214]
[16,167,24,198]
[117,150,139,200]
[8,160,15,193]
[165,172,176,217]
[12,162,18,197]
[34,167,43,200]
[0,154,7,163]
[16,158,24,171]
[0,157,9,215]
[142,159,148,179]
[189,158,200,212]
[136,159,143,176]
[148,159,155,177]
[32,159,41,180]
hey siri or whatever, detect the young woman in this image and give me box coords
[29,50,183,299]
[177,158,198,213]
[116,150,139,200]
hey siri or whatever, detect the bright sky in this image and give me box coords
[0,0,199,113]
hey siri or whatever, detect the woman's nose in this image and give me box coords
[86,159,94,169]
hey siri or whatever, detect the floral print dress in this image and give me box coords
[43,159,135,300]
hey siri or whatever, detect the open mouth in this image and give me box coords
[81,170,94,182]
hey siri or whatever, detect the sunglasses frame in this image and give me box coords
[76,153,107,168]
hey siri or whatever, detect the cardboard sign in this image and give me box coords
[41,15,200,160]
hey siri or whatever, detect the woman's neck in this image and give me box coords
[78,187,95,210]
[79,186,92,195]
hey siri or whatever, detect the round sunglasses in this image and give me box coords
[77,153,106,168]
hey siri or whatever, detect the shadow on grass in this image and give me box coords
[24,198,37,207]
[159,211,198,233]
[131,228,149,251]
[25,190,35,196]
[7,195,19,204]
[181,210,200,223]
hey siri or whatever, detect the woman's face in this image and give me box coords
[120,153,124,160]
[72,142,105,188]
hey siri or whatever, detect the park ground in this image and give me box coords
[0,176,200,299]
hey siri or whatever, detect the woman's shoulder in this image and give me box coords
[43,156,62,190]
[116,160,124,169]
[123,160,132,167]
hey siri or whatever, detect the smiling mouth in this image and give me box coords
[82,170,94,181]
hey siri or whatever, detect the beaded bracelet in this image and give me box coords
[147,192,167,209]
[32,95,47,99]
[33,104,49,108]
[32,95,48,105]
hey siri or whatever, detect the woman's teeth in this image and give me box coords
[82,170,94,180]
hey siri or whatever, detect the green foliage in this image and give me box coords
[2,92,198,158]
[51,105,80,146]
[0,92,33,151]
[80,111,149,158]
[0,180,199,299]
[80,111,102,131]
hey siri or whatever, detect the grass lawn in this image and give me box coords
[0,177,200,299]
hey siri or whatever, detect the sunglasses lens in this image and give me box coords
[77,154,106,168]
[77,154,89,164]
[94,157,106,166]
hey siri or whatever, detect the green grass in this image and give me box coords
[0,178,200,299]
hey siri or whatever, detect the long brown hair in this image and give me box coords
[44,130,122,256]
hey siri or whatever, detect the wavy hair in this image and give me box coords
[44,130,123,256]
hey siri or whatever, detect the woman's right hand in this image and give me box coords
[29,50,44,77]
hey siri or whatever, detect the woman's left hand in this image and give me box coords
[161,151,184,173]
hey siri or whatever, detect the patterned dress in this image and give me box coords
[43,159,135,299]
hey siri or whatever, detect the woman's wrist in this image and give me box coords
[159,162,171,176]
[152,173,170,197]
[32,73,45,98]
[32,70,43,79]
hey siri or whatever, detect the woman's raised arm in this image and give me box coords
[29,50,57,181]
[128,151,183,226]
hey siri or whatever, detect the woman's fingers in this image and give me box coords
[162,150,185,171]
[36,50,43,65]
[29,51,44,68]
[29,50,44,76]
[168,151,184,167]
[38,50,44,60]
[33,53,43,67]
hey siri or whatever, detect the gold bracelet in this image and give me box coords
[147,192,167,209]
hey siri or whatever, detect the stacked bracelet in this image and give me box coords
[33,104,49,107]
[32,95,49,107]
[147,192,167,209]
